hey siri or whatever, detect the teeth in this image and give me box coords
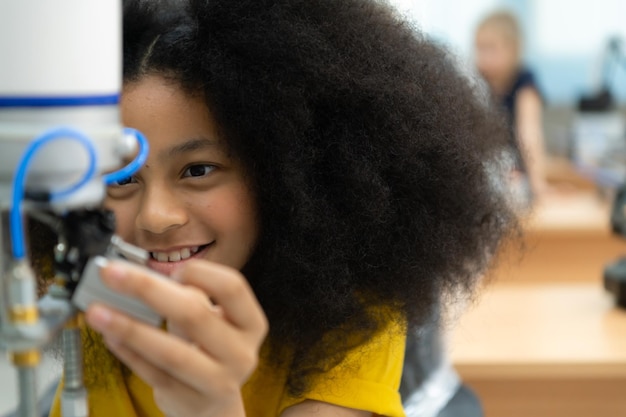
[151,246,202,263]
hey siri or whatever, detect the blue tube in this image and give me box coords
[10,127,98,260]
[103,128,149,185]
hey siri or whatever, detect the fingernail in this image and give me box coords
[88,305,112,331]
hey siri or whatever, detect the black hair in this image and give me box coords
[121,0,517,396]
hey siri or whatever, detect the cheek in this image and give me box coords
[201,185,259,242]
[190,184,259,270]
[104,200,137,240]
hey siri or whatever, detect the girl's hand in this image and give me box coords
[84,259,268,417]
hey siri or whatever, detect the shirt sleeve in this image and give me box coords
[278,319,407,417]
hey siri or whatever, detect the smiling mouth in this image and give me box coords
[149,243,212,263]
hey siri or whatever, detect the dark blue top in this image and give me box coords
[501,67,542,124]
[500,67,543,173]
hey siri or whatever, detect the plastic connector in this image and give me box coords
[71,256,163,326]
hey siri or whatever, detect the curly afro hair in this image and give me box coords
[120,0,518,396]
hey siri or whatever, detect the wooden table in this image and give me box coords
[450,284,626,417]
[494,191,625,284]
[450,192,626,417]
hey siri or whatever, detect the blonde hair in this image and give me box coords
[476,10,523,57]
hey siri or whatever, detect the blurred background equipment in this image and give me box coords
[572,36,626,188]
[604,183,626,308]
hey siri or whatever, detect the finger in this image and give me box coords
[98,262,259,363]
[174,260,268,339]
[165,302,222,340]
[104,336,189,393]
[103,336,235,417]
[86,303,256,387]
[100,260,267,345]
[164,306,255,372]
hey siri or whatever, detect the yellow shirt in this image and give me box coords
[50,321,406,417]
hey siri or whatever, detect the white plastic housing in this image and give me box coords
[0,1,129,211]
[0,0,121,96]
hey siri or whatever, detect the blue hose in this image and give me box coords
[103,128,149,185]
[10,126,148,260]
[10,127,97,260]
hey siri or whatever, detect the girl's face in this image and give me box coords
[108,75,259,276]
[474,26,518,89]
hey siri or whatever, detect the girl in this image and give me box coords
[474,10,549,203]
[47,0,517,416]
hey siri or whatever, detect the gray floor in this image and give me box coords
[0,353,61,417]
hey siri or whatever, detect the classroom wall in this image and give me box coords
[390,0,626,105]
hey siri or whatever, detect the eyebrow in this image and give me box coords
[164,137,218,159]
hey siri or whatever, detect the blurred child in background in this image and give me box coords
[475,10,549,205]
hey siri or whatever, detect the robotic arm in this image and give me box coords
[0,2,162,416]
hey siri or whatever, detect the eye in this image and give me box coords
[110,176,137,186]
[106,175,138,200]
[182,164,215,178]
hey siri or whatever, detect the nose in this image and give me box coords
[135,184,188,235]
